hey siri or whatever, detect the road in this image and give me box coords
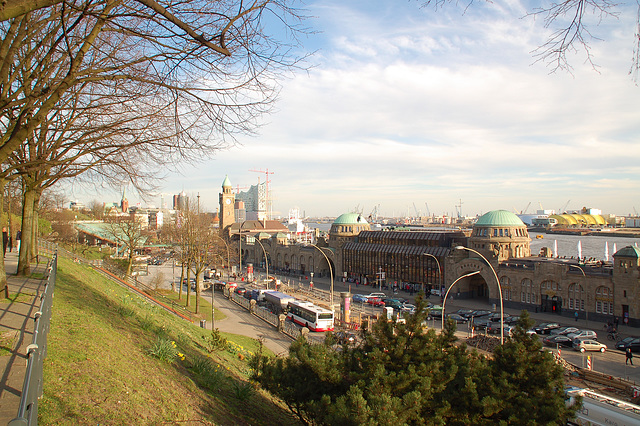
[139,261,640,382]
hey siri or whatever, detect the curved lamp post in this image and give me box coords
[422,252,442,296]
[212,234,230,280]
[455,246,504,345]
[309,244,334,311]
[252,236,269,289]
[241,234,269,289]
[569,264,588,327]
[442,270,481,330]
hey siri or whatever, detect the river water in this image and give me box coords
[528,232,639,261]
[304,222,639,262]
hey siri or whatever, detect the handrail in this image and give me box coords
[10,248,58,426]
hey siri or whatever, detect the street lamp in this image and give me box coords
[442,271,480,330]
[308,244,334,312]
[212,234,230,281]
[252,237,269,289]
[455,246,504,345]
[422,252,442,296]
[569,264,588,327]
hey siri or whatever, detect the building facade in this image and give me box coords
[235,208,640,326]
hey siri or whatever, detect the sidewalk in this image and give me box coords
[0,252,50,424]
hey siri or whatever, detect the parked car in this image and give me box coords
[615,337,640,352]
[382,298,404,310]
[453,309,475,317]
[465,310,491,319]
[567,330,598,341]
[430,288,442,296]
[400,304,416,315]
[551,326,580,336]
[446,313,469,324]
[533,322,561,334]
[352,294,369,303]
[543,335,574,348]
[573,338,607,353]
[367,296,385,307]
[366,292,386,299]
[487,324,514,336]
[504,316,521,326]
[335,331,358,345]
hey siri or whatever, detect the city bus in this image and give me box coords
[287,300,334,332]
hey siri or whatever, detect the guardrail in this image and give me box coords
[9,251,57,426]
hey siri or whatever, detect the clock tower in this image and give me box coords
[219,175,235,232]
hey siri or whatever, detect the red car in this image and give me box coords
[367,296,384,306]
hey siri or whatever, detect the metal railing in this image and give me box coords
[254,306,278,327]
[9,251,58,426]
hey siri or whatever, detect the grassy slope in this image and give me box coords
[40,257,299,425]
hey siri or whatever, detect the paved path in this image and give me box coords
[0,252,50,425]
[203,292,292,356]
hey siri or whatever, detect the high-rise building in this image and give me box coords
[236,181,267,220]
[173,191,188,210]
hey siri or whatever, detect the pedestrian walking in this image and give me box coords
[575,311,579,322]
[614,316,620,329]
[626,347,633,365]
[16,230,21,252]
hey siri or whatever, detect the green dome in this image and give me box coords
[333,213,369,225]
[222,175,232,187]
[614,246,640,258]
[475,210,525,227]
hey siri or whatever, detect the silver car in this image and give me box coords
[572,338,607,353]
[567,330,598,341]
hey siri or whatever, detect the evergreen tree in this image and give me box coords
[252,300,577,425]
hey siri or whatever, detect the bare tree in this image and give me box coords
[103,213,147,277]
[0,0,306,296]
[422,1,640,75]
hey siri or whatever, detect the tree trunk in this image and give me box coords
[0,178,8,299]
[17,185,36,276]
[30,191,41,263]
[185,267,191,307]
[178,264,185,300]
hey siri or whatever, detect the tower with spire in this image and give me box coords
[121,188,129,213]
[219,175,235,231]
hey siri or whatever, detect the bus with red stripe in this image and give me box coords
[287,300,334,332]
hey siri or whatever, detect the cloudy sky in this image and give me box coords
[75,1,640,218]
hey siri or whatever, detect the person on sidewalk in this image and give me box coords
[575,311,579,321]
[626,347,633,365]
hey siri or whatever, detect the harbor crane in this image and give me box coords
[424,202,430,216]
[559,200,570,214]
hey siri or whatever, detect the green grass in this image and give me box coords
[156,288,227,323]
[0,328,18,356]
[0,292,34,304]
[39,256,299,425]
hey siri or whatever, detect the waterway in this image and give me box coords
[304,222,639,262]
[529,232,639,261]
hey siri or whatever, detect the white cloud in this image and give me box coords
[70,1,640,218]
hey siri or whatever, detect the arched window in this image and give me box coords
[500,276,511,300]
[568,283,584,311]
[521,278,532,304]
[595,286,614,315]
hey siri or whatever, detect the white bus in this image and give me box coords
[287,300,334,332]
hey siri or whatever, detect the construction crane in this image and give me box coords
[249,168,274,219]
[455,199,464,218]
